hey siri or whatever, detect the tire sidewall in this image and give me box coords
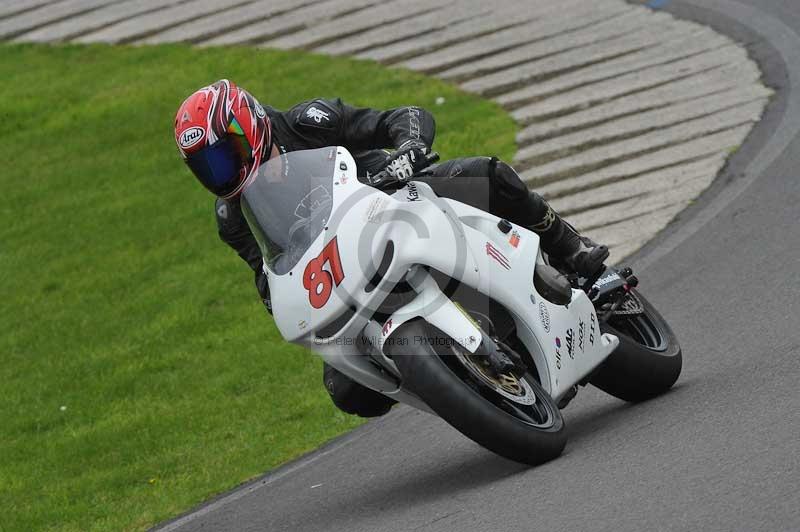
[388,320,566,465]
[591,290,682,402]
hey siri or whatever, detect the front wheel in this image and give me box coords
[590,290,682,402]
[387,320,566,466]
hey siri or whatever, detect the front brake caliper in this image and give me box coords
[476,336,527,379]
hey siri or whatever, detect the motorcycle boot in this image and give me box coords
[476,159,609,278]
[529,202,609,278]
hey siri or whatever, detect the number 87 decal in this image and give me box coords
[303,237,345,309]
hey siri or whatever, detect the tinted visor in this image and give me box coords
[185,133,251,196]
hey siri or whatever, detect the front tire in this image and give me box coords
[387,320,566,466]
[590,290,682,402]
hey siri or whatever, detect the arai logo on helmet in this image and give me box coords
[179,127,205,149]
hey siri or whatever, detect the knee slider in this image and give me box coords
[323,363,395,418]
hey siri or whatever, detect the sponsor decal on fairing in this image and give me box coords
[565,328,575,359]
[485,242,510,270]
[539,302,551,332]
[555,337,563,370]
[406,182,419,201]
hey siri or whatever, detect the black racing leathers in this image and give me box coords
[214,99,559,314]
[270,98,435,175]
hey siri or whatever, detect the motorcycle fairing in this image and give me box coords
[261,147,617,403]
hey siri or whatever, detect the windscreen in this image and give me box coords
[240,147,337,275]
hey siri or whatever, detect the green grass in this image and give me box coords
[0,43,516,532]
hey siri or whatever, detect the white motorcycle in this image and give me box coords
[241,147,682,465]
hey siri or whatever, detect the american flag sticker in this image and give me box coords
[485,242,511,270]
[509,230,521,248]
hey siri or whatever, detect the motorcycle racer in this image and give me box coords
[174,79,609,417]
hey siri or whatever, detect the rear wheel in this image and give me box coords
[590,290,682,402]
[387,320,566,465]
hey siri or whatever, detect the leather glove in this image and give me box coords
[383,141,429,181]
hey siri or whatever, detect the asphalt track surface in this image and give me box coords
[157,1,800,530]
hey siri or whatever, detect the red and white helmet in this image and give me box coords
[174,79,271,198]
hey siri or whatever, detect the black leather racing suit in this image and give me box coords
[215,98,561,312]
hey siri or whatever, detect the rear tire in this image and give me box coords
[387,320,566,465]
[590,290,682,402]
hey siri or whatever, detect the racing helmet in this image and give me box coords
[174,79,271,198]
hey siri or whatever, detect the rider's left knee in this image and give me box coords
[489,158,529,201]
